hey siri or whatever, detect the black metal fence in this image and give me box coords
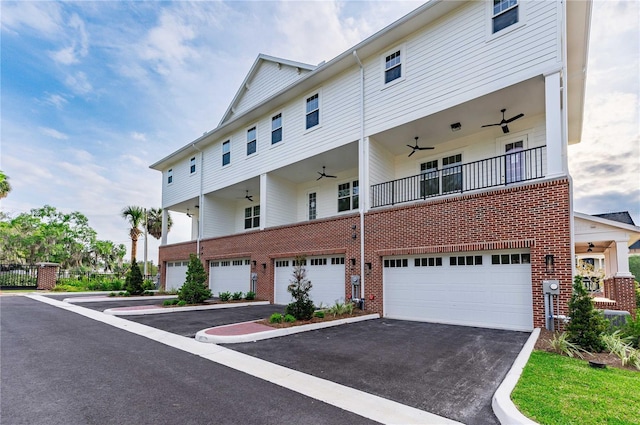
[0,264,39,289]
[371,146,546,208]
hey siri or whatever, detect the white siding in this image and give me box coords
[368,138,395,186]
[265,174,296,227]
[202,194,235,238]
[363,1,560,137]
[234,62,310,118]
[162,155,201,208]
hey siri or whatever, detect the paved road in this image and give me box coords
[0,296,376,425]
[227,319,530,425]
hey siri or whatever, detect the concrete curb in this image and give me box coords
[64,295,177,303]
[196,313,381,343]
[105,300,270,316]
[492,328,540,425]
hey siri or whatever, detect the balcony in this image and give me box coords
[370,146,546,208]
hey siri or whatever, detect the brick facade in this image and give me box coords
[36,263,59,290]
[158,178,573,329]
[602,276,637,318]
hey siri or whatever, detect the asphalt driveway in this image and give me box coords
[226,319,530,425]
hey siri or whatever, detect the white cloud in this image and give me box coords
[0,1,63,36]
[42,93,68,109]
[39,127,69,140]
[64,71,93,95]
[131,132,147,142]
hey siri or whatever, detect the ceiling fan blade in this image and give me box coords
[502,125,510,134]
[417,146,435,150]
[316,175,323,181]
[408,150,415,157]
[326,174,337,178]
[505,113,524,124]
[406,144,415,149]
[481,123,501,128]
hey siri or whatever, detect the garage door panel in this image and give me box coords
[166,260,188,291]
[275,256,345,306]
[384,252,533,331]
[209,259,250,295]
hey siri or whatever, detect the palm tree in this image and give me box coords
[0,170,11,199]
[145,207,173,240]
[121,205,145,263]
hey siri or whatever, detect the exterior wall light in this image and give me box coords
[545,254,555,274]
[450,122,462,132]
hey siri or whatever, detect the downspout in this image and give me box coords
[192,143,204,258]
[352,50,366,302]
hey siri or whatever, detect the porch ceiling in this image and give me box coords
[370,77,545,155]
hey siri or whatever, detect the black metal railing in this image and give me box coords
[371,146,546,208]
[0,264,38,289]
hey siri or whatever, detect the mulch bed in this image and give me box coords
[256,308,373,329]
[535,328,638,372]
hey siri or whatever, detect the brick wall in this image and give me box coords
[36,263,59,290]
[158,178,572,328]
[603,276,637,318]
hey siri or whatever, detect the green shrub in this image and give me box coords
[635,281,640,309]
[118,291,125,296]
[231,291,243,300]
[567,275,607,352]
[219,291,231,302]
[621,315,640,349]
[177,300,187,307]
[549,332,585,358]
[269,313,283,323]
[327,300,354,317]
[142,279,155,291]
[314,310,325,318]
[284,314,296,323]
[125,259,144,295]
[245,291,256,300]
[123,291,131,297]
[163,299,176,306]
[177,254,212,304]
[285,255,314,320]
[108,292,116,297]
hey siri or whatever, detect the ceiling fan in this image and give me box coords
[406,137,434,157]
[316,166,337,180]
[186,208,192,218]
[481,108,524,134]
[244,190,253,202]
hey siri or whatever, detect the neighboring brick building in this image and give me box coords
[152,1,595,331]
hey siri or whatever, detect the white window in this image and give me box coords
[492,0,519,33]
[338,180,359,212]
[308,192,317,220]
[271,113,282,144]
[305,93,319,130]
[384,50,402,84]
[167,169,173,184]
[247,127,257,156]
[244,205,260,229]
[420,160,439,197]
[190,157,196,174]
[222,140,230,166]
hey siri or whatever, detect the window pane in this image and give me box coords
[222,152,230,166]
[492,255,500,264]
[338,197,351,212]
[306,110,319,129]
[244,218,252,229]
[511,254,520,264]
[521,254,530,264]
[475,256,483,265]
[306,94,318,113]
[245,207,252,218]
[385,65,401,84]
[450,257,457,266]
[493,6,518,33]
[247,140,256,155]
[271,127,282,144]
[501,254,510,264]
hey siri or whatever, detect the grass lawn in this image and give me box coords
[512,350,640,425]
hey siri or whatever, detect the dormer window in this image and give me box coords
[492,0,519,33]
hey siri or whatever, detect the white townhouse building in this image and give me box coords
[150,0,629,331]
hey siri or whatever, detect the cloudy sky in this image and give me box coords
[1,0,638,264]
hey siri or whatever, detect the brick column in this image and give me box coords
[36,263,59,290]
[604,276,636,318]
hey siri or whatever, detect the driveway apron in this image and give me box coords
[226,318,530,425]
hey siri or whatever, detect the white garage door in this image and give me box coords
[274,256,346,306]
[384,251,533,331]
[209,259,251,296]
[165,260,188,291]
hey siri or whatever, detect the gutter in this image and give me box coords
[353,50,366,301]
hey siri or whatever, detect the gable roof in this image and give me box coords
[593,212,636,226]
[218,54,315,126]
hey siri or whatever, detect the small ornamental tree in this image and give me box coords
[285,255,315,320]
[178,253,211,304]
[566,275,607,352]
[125,259,144,295]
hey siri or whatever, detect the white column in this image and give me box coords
[544,71,564,178]
[259,173,267,230]
[161,208,168,246]
[614,240,633,277]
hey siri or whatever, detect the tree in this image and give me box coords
[566,275,607,352]
[0,205,96,267]
[121,205,145,263]
[0,170,11,199]
[125,258,144,295]
[285,255,315,320]
[178,254,211,304]
[629,255,640,283]
[145,207,172,240]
